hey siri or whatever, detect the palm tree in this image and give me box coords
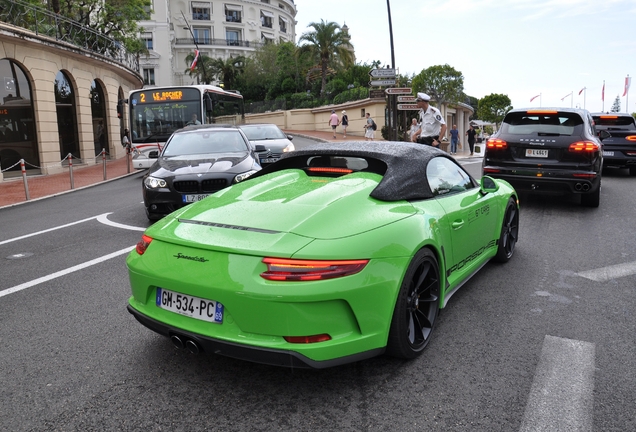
[184,54,246,89]
[297,20,354,97]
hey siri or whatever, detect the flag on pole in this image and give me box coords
[623,76,631,97]
[530,94,540,102]
[578,87,586,95]
[602,82,605,101]
[190,49,200,72]
[561,92,572,101]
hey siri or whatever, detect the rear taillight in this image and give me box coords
[600,115,618,119]
[626,151,636,156]
[626,136,636,142]
[569,141,600,152]
[136,234,153,255]
[483,168,501,173]
[261,257,368,281]
[284,334,332,344]
[307,167,353,174]
[486,138,507,149]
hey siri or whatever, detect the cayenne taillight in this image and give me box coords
[626,136,636,142]
[569,141,600,152]
[260,257,369,281]
[136,234,153,255]
[487,138,508,149]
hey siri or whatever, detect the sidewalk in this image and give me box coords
[0,131,482,209]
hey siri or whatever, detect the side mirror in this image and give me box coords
[598,130,611,140]
[480,175,499,194]
[287,135,294,141]
[149,150,159,159]
[254,144,267,152]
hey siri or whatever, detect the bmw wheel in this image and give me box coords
[386,248,440,359]
[494,198,519,263]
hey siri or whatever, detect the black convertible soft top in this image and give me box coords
[251,141,455,202]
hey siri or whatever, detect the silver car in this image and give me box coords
[239,123,295,166]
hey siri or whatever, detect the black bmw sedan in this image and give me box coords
[142,124,262,220]
[483,108,604,207]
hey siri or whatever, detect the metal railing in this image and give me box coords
[0,0,139,72]
[174,38,263,48]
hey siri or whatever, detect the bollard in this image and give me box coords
[126,147,131,174]
[102,148,107,180]
[68,153,74,189]
[20,159,30,200]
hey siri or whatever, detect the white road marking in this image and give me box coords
[576,261,636,282]
[0,246,135,299]
[95,213,146,232]
[520,335,595,432]
[0,214,110,246]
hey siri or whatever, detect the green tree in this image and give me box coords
[411,64,464,107]
[477,93,513,128]
[184,54,245,89]
[298,19,354,97]
[610,95,621,112]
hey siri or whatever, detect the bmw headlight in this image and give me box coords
[234,170,258,183]
[144,176,167,189]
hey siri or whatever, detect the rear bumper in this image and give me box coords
[483,167,601,194]
[127,305,384,369]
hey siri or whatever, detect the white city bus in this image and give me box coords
[128,85,244,169]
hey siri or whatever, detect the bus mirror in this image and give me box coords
[117,99,124,119]
[204,96,213,112]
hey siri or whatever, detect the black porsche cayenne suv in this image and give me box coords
[482,108,604,207]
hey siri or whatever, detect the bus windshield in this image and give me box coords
[128,86,244,144]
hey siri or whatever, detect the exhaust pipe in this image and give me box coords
[582,183,590,191]
[171,335,185,350]
[185,339,200,354]
[574,183,582,191]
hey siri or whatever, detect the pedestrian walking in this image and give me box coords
[449,124,459,154]
[412,93,447,148]
[466,125,477,155]
[328,110,340,139]
[122,128,131,153]
[364,112,376,141]
[341,110,349,138]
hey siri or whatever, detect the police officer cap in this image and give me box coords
[417,92,431,102]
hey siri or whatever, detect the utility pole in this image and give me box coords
[386,0,398,141]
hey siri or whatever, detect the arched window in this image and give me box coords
[54,70,80,159]
[90,80,108,155]
[0,59,38,172]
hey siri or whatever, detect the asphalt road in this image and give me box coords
[1,139,635,431]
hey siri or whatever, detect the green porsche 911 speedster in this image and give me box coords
[127,142,519,368]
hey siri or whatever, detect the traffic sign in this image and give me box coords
[369,79,397,86]
[369,68,396,78]
[369,89,386,99]
[397,104,419,110]
[385,87,412,95]
[397,96,416,102]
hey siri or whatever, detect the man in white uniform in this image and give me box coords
[412,92,447,147]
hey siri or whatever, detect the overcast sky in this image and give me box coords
[294,0,636,113]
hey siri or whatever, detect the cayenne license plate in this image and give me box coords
[260,158,278,163]
[526,149,549,158]
[183,194,210,203]
[156,288,223,324]
[603,151,614,156]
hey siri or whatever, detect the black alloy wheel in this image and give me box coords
[494,198,519,263]
[387,248,440,359]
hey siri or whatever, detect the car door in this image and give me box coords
[425,157,500,286]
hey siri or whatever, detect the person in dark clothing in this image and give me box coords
[466,125,477,156]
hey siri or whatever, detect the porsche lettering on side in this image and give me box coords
[127,142,520,368]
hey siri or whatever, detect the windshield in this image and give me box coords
[501,112,583,136]
[593,116,636,128]
[162,130,249,156]
[129,88,202,143]
[240,125,287,140]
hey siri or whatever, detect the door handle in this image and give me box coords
[451,220,465,229]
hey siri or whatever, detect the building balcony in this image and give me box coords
[174,38,263,48]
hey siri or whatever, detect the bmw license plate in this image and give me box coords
[183,194,210,203]
[156,287,223,324]
[603,151,614,156]
[260,158,278,163]
[526,149,549,158]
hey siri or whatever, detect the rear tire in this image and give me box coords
[386,248,440,359]
[580,185,600,207]
[629,166,636,176]
[494,198,519,263]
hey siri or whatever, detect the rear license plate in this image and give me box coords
[156,288,223,323]
[183,194,210,203]
[603,151,614,156]
[260,158,278,163]
[526,149,549,158]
